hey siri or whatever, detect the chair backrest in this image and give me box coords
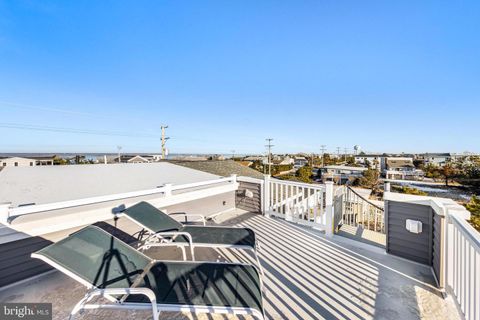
[33,225,152,289]
[123,201,183,233]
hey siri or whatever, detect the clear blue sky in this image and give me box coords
[0,1,479,155]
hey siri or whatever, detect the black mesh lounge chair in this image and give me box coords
[120,202,263,275]
[31,225,265,320]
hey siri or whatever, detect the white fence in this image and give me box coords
[264,177,333,232]
[341,186,385,234]
[446,211,480,320]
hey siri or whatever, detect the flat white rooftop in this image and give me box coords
[0,163,221,207]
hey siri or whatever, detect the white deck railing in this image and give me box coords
[342,186,385,234]
[263,177,333,233]
[446,211,480,320]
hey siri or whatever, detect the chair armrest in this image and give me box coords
[169,212,206,226]
[141,232,195,260]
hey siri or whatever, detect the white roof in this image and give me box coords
[0,163,221,207]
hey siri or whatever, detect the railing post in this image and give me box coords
[384,182,391,193]
[325,181,334,237]
[263,175,271,217]
[0,202,11,224]
[262,174,270,217]
[163,184,172,197]
[230,174,237,184]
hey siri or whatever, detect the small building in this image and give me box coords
[0,156,55,167]
[0,157,36,167]
[354,154,386,171]
[320,165,368,184]
[384,157,423,180]
[114,155,154,163]
[294,157,308,169]
[277,156,294,166]
[419,153,453,167]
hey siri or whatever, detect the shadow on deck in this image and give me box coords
[336,224,386,248]
[0,211,459,320]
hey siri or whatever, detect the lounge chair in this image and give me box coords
[120,202,263,275]
[31,225,265,320]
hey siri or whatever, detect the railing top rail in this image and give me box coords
[449,212,480,250]
[237,176,264,184]
[270,179,325,190]
[346,186,384,211]
[4,176,236,219]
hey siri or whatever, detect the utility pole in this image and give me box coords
[161,125,170,160]
[336,147,341,162]
[117,146,122,163]
[265,138,274,175]
[344,147,348,162]
[320,145,326,168]
[231,150,235,160]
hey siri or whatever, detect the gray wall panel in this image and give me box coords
[0,236,52,288]
[236,181,262,213]
[386,201,433,266]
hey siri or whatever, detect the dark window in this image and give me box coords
[14,162,18,166]
[30,162,34,166]
[2,163,5,167]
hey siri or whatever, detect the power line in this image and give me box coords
[0,101,98,117]
[0,122,159,138]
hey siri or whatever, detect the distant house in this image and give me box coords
[419,153,453,167]
[277,156,294,166]
[294,157,308,169]
[0,156,55,167]
[354,154,386,171]
[114,155,153,163]
[384,157,423,180]
[320,165,368,184]
[244,156,265,162]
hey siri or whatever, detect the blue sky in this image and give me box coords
[0,1,479,155]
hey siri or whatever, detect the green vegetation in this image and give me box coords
[53,156,69,165]
[296,165,313,183]
[274,165,314,183]
[249,161,293,176]
[354,168,380,191]
[392,185,428,196]
[465,195,480,231]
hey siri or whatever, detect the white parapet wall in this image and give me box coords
[0,176,239,242]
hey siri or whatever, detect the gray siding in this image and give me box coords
[432,213,444,286]
[236,181,262,213]
[0,236,52,288]
[386,201,433,265]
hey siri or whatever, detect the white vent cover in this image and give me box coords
[406,219,422,234]
[245,189,254,198]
